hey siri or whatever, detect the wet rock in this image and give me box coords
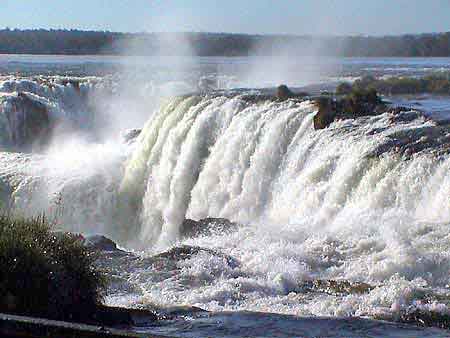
[106,275,142,295]
[181,217,238,238]
[277,84,294,100]
[335,82,353,95]
[299,279,374,296]
[121,128,141,144]
[2,92,52,150]
[83,234,120,252]
[240,94,276,104]
[238,87,309,104]
[369,124,450,158]
[92,305,157,327]
[160,305,207,318]
[400,309,450,329]
[313,89,395,130]
[374,307,450,330]
[313,97,336,130]
[152,245,240,269]
[388,108,419,123]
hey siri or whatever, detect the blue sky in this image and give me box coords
[2,0,450,36]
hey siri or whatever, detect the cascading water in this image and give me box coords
[0,75,128,236]
[0,75,115,149]
[118,95,450,249]
[1,71,450,332]
[100,93,450,325]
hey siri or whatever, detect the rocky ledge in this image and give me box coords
[313,88,410,130]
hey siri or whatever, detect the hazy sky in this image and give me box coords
[2,0,450,36]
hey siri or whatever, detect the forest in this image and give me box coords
[0,29,449,57]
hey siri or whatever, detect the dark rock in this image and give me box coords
[122,128,141,144]
[369,124,450,158]
[153,245,206,260]
[389,106,414,119]
[335,82,353,95]
[240,94,275,104]
[180,217,238,238]
[152,245,240,269]
[313,97,336,130]
[2,92,52,150]
[399,309,450,329]
[92,305,157,327]
[277,84,294,100]
[339,88,383,116]
[238,88,309,104]
[313,89,389,130]
[299,279,374,296]
[160,305,207,317]
[83,235,120,252]
[180,218,199,237]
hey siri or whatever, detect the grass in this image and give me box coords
[0,214,106,321]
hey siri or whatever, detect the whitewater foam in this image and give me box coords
[1,89,450,323]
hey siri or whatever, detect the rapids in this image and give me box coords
[1,65,450,335]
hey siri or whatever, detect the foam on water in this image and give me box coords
[1,85,450,329]
[93,94,450,323]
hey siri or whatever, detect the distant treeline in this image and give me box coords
[0,29,450,57]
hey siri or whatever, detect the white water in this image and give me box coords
[1,72,450,327]
[119,95,450,247]
[98,93,450,321]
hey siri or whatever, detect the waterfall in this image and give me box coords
[0,76,108,149]
[0,89,448,250]
[118,94,450,248]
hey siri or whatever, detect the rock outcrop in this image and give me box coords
[313,89,409,130]
[121,128,141,144]
[313,97,336,130]
[1,92,52,150]
[277,84,294,100]
[83,234,121,252]
[180,217,238,238]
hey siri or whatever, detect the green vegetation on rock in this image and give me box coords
[0,215,106,321]
[337,74,450,96]
[314,87,386,129]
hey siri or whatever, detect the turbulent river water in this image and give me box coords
[1,55,450,337]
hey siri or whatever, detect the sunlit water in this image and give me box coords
[1,55,450,337]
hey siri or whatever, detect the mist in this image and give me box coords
[238,37,338,89]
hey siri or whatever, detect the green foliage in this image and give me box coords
[335,82,352,95]
[1,29,450,57]
[337,74,450,96]
[331,86,383,117]
[0,215,106,321]
[315,96,333,110]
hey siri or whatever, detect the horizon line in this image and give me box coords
[1,27,449,39]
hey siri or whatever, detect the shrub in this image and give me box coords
[0,215,106,321]
[336,82,352,95]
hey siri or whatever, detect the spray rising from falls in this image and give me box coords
[117,94,450,249]
[3,91,450,319]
